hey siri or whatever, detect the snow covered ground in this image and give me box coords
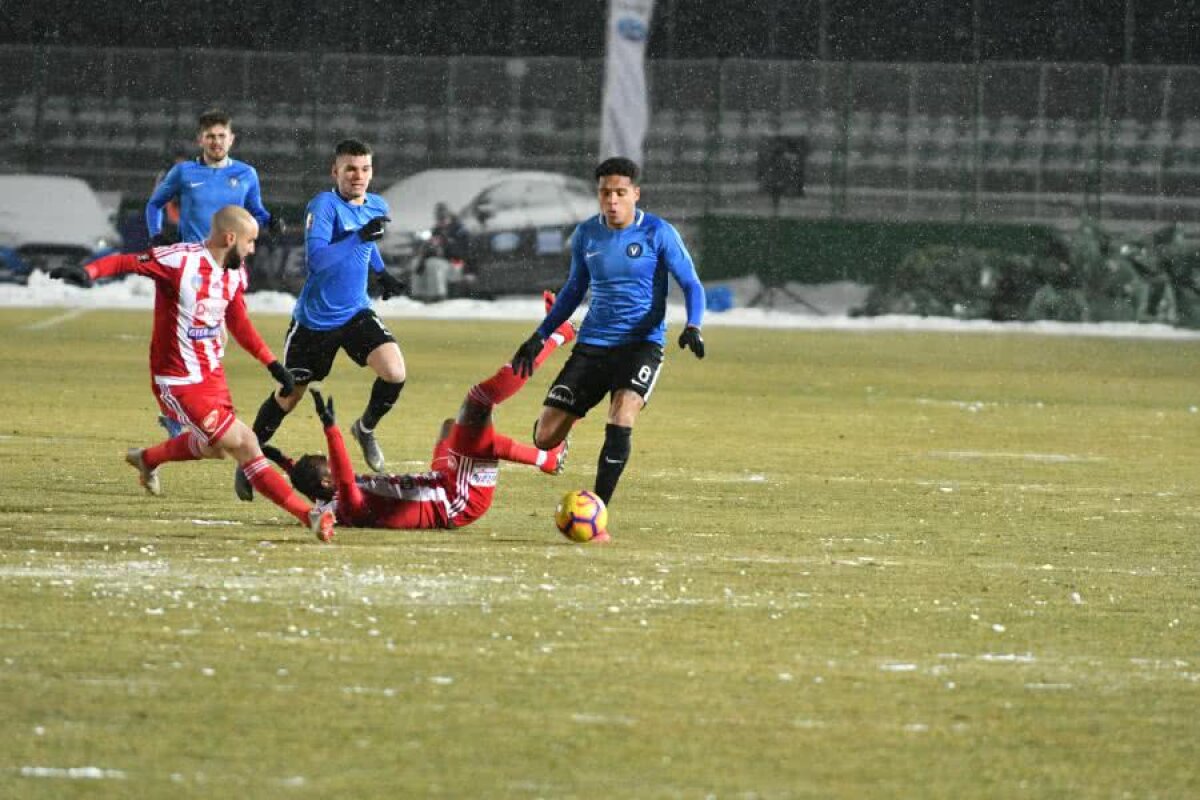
[4,271,1199,341]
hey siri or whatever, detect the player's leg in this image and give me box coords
[217,419,333,539]
[593,342,664,507]
[128,384,226,495]
[467,318,575,416]
[345,311,405,472]
[491,431,568,474]
[239,320,335,501]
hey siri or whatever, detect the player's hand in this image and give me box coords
[266,215,287,240]
[267,360,296,396]
[312,390,336,427]
[357,216,391,242]
[511,333,544,379]
[49,265,92,288]
[376,269,406,301]
[150,233,173,248]
[678,325,705,359]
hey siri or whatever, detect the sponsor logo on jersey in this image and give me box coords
[626,242,643,258]
[201,409,220,432]
[468,462,499,487]
[193,299,227,326]
[188,181,205,188]
[548,384,575,406]
[187,326,222,340]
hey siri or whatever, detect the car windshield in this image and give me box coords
[382,170,509,233]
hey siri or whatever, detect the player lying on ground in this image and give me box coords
[262,315,576,542]
[50,205,335,541]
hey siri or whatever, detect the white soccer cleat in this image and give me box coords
[309,507,336,543]
[125,448,161,496]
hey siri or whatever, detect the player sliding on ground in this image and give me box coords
[49,205,335,541]
[263,299,575,542]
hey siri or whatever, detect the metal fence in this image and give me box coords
[1,45,1198,227]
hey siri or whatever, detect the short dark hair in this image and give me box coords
[291,454,333,503]
[334,138,373,158]
[197,109,232,132]
[595,157,640,183]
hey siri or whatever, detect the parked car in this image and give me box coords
[378,168,596,297]
[0,174,121,283]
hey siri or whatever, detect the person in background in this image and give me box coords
[411,201,470,301]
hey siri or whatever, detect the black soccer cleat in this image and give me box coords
[234,465,254,502]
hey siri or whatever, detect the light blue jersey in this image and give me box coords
[537,210,705,347]
[294,189,390,330]
[145,158,271,242]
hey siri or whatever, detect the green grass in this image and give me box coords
[1,308,1198,799]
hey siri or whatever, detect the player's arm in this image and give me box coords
[50,251,168,286]
[242,167,272,229]
[304,197,365,273]
[661,223,707,357]
[226,290,296,394]
[145,163,183,238]
[224,291,276,366]
[313,392,367,513]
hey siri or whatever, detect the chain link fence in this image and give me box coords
[1,45,1198,227]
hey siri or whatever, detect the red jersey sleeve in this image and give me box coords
[85,251,175,282]
[325,424,367,515]
[224,292,275,366]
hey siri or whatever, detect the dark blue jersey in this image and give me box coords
[537,210,705,347]
[294,190,390,330]
[145,158,271,242]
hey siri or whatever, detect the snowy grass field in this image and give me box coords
[1,303,1198,798]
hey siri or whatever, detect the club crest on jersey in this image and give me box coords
[228,177,239,188]
[191,275,204,290]
[626,242,643,258]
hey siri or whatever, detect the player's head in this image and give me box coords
[290,454,335,503]
[209,206,259,269]
[332,139,374,202]
[594,157,641,229]
[196,109,234,163]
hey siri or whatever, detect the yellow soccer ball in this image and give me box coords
[554,489,609,543]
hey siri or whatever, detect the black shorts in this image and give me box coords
[543,341,664,418]
[282,309,397,384]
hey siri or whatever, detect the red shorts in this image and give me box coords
[153,379,237,446]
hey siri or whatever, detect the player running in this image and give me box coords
[49,206,335,541]
[509,157,707,516]
[239,138,406,501]
[263,296,575,541]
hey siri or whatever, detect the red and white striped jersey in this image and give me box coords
[86,244,275,385]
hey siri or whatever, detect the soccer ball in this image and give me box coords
[554,489,609,543]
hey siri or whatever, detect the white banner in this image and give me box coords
[600,0,655,168]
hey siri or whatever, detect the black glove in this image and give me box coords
[357,216,391,242]
[150,233,173,247]
[678,325,705,359]
[266,214,287,240]
[312,390,336,427]
[510,333,544,379]
[376,269,407,301]
[49,265,92,288]
[267,360,296,397]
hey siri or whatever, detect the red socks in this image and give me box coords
[142,432,203,469]
[492,435,563,473]
[242,455,311,524]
